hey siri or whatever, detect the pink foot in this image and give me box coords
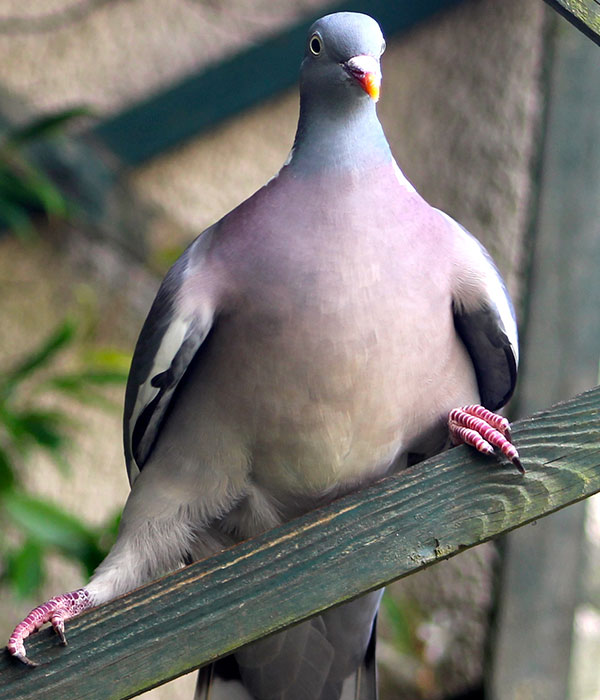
[7,588,94,666]
[449,404,523,473]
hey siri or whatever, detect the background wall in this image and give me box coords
[0,1,548,697]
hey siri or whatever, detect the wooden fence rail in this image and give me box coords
[543,0,600,45]
[1,385,600,700]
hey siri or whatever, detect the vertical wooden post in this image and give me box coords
[488,13,600,700]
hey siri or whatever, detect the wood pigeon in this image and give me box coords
[8,12,520,699]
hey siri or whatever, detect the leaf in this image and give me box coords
[44,385,121,414]
[0,163,44,207]
[0,405,34,449]
[0,167,41,237]
[8,408,73,473]
[0,193,35,238]
[14,409,69,451]
[4,319,77,390]
[2,491,104,575]
[45,365,128,412]
[2,107,93,149]
[0,445,16,492]
[5,539,45,598]
[381,592,423,656]
[18,166,69,219]
[0,108,89,238]
[50,369,128,390]
[0,160,69,221]
[46,369,126,414]
[83,348,132,372]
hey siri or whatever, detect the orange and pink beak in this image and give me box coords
[344,55,381,101]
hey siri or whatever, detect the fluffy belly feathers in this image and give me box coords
[197,273,479,498]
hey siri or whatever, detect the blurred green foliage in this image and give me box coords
[0,107,90,238]
[381,589,426,658]
[0,105,130,598]
[0,318,129,597]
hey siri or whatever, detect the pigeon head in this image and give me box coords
[291,13,391,173]
[300,13,386,104]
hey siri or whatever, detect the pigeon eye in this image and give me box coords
[309,34,322,56]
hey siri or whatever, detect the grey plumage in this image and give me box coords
[195,591,383,700]
[115,12,517,700]
[7,11,519,696]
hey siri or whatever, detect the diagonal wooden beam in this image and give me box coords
[1,385,600,700]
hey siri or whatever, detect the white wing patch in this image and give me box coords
[438,209,518,364]
[392,159,417,193]
[130,317,191,432]
[126,301,215,484]
[481,258,518,364]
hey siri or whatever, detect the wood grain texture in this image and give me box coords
[543,0,600,44]
[1,386,600,700]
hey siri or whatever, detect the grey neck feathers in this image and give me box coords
[288,94,392,175]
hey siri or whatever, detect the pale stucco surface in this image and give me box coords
[0,1,546,697]
[0,0,327,114]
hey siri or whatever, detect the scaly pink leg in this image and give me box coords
[7,588,94,666]
[449,404,523,473]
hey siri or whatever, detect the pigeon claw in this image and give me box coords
[449,404,523,473]
[52,616,67,645]
[11,650,38,668]
[6,588,93,666]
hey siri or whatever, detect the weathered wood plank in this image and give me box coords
[1,386,600,700]
[543,0,600,45]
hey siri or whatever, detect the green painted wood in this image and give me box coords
[1,386,600,700]
[90,0,464,166]
[488,14,600,700]
[543,0,600,45]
